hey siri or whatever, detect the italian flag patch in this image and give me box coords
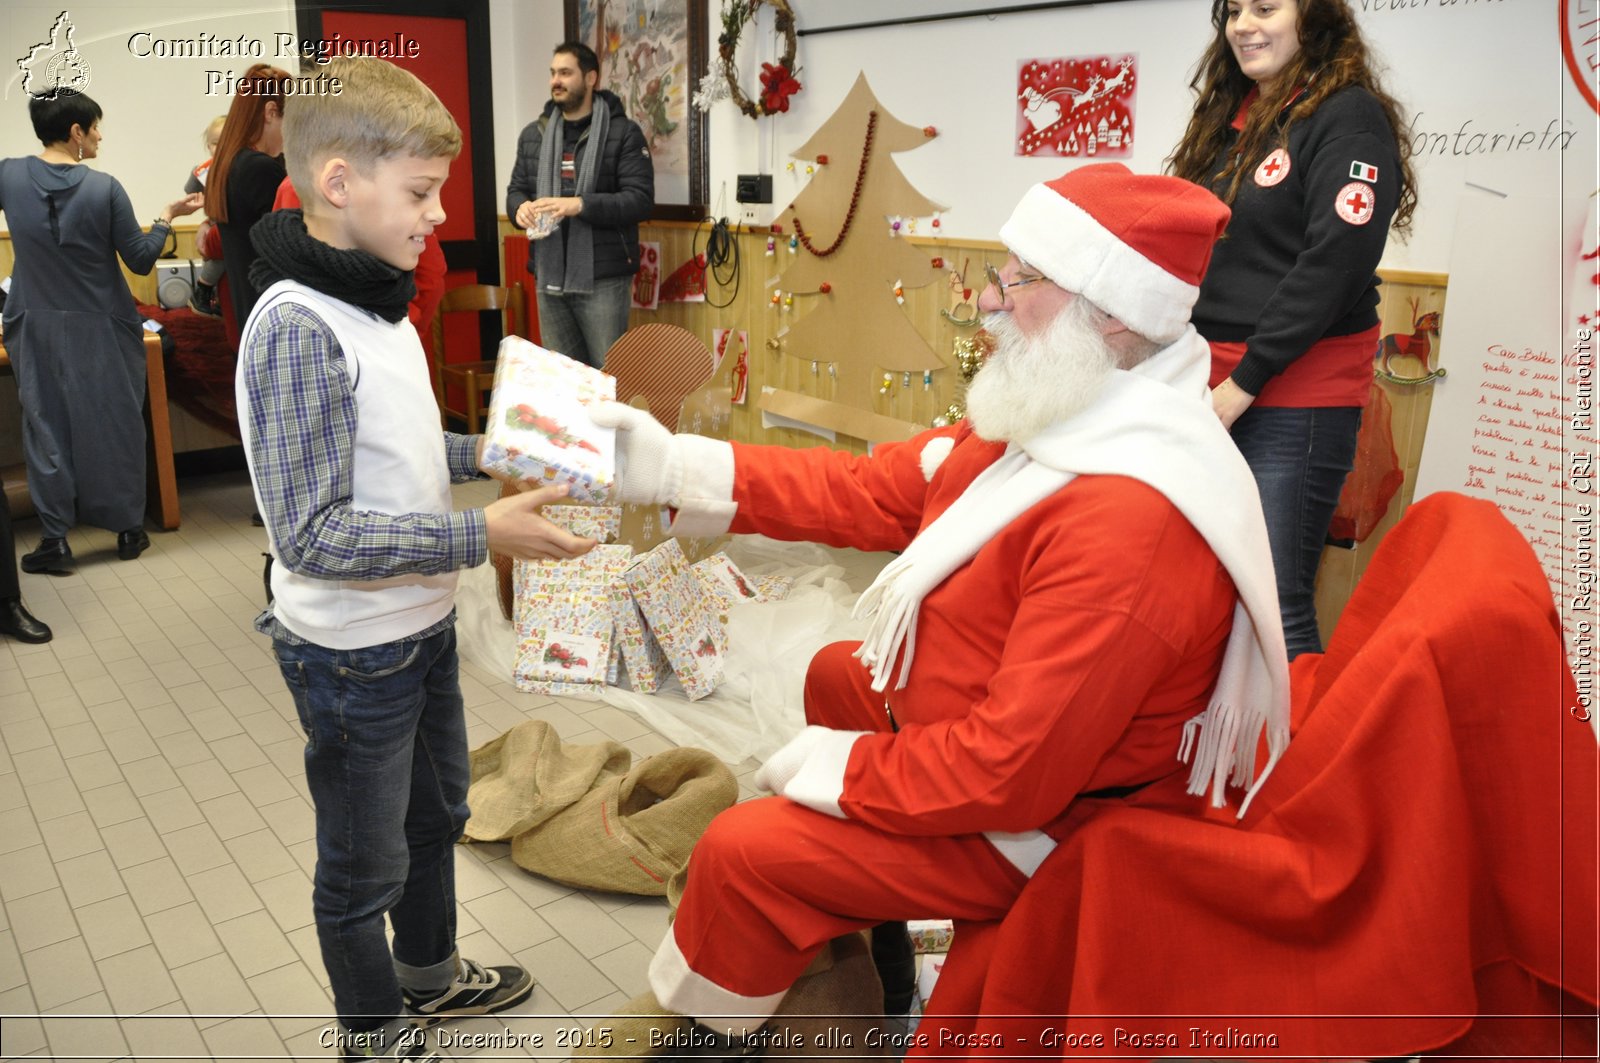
[1350,161,1379,182]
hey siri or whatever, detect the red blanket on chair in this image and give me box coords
[138,303,240,439]
[916,492,1597,1061]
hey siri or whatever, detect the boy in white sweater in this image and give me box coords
[236,57,594,1060]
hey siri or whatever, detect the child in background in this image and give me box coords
[186,115,227,317]
[235,57,595,1060]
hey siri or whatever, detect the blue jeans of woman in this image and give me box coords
[1229,405,1363,659]
[273,625,469,1030]
[535,274,634,369]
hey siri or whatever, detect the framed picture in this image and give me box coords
[565,0,709,221]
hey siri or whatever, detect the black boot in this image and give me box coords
[117,527,150,561]
[0,598,52,643]
[189,280,222,318]
[871,921,917,1015]
[20,537,72,575]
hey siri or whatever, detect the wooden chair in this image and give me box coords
[431,283,526,434]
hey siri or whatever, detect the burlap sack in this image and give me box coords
[464,720,630,842]
[512,747,737,896]
[574,934,888,1061]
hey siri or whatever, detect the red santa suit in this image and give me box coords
[624,165,1287,1029]
[648,333,1288,1025]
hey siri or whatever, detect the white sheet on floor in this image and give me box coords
[453,535,871,764]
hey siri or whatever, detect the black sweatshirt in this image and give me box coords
[1191,85,1401,397]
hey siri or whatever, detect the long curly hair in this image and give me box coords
[1166,0,1417,236]
[205,64,293,224]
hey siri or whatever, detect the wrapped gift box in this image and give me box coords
[513,546,634,698]
[752,574,794,601]
[609,580,671,693]
[480,335,616,503]
[512,593,612,698]
[540,503,623,544]
[623,539,725,701]
[908,919,955,954]
[692,552,765,613]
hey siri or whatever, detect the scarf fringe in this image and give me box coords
[852,556,919,692]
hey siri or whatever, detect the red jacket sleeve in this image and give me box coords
[726,426,966,553]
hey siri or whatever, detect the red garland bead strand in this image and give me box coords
[791,111,877,258]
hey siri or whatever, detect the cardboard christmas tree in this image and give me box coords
[762,72,946,442]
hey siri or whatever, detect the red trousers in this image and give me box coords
[649,642,1029,1022]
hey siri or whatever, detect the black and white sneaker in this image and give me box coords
[402,958,534,1027]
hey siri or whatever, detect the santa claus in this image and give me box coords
[589,163,1289,1053]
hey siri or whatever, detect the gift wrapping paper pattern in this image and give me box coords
[513,546,634,697]
[623,539,725,700]
[540,504,623,544]
[481,335,617,503]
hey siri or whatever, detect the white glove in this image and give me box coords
[588,400,683,506]
[754,725,835,795]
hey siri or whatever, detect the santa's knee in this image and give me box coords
[803,640,878,729]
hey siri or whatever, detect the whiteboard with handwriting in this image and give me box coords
[1414,190,1597,682]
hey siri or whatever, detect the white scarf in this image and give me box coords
[852,327,1290,817]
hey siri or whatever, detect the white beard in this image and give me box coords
[965,300,1117,444]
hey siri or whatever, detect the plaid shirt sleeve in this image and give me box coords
[443,431,485,481]
[240,302,488,580]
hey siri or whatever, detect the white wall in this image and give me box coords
[709,0,1586,273]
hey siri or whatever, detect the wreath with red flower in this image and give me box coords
[711,0,800,119]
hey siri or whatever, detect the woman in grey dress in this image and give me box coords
[0,93,201,573]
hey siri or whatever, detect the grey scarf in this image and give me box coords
[534,102,609,295]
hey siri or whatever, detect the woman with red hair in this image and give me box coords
[206,64,293,337]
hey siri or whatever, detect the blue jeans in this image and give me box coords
[273,625,469,1030]
[535,273,634,369]
[1229,405,1362,660]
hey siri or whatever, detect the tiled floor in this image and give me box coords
[0,472,1408,1063]
[0,470,864,1061]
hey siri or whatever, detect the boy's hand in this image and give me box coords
[484,484,597,561]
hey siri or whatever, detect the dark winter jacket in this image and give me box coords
[505,89,655,281]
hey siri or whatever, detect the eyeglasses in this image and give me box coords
[985,262,1048,303]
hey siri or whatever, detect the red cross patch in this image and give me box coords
[1254,148,1291,187]
[1334,181,1376,225]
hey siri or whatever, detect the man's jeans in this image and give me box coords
[273,625,469,1029]
[1229,405,1362,660]
[536,274,634,369]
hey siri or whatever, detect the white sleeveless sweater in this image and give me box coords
[237,280,457,649]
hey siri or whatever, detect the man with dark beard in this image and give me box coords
[505,40,654,369]
[588,164,1289,1053]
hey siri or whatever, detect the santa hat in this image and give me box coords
[998,163,1230,344]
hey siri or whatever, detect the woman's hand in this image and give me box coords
[163,192,205,222]
[1210,378,1257,430]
